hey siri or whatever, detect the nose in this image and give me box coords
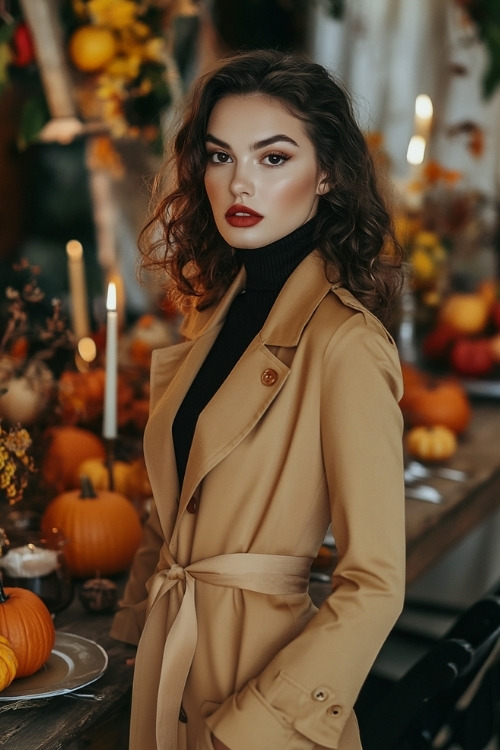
[229,160,254,198]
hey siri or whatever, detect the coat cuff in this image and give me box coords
[206,673,347,749]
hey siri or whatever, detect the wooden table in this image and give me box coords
[404,399,500,585]
[0,584,135,750]
[1,401,499,748]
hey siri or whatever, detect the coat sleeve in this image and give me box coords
[206,313,406,749]
[110,500,163,645]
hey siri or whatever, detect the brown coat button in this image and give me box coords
[179,705,188,723]
[261,368,278,386]
[186,497,198,514]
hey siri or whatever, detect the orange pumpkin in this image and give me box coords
[40,477,142,578]
[41,426,106,492]
[401,376,471,435]
[0,580,55,678]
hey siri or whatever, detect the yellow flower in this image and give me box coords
[143,37,164,63]
[87,0,139,29]
[0,421,36,505]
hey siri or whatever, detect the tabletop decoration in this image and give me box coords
[0,529,74,614]
[0,261,74,426]
[0,419,36,507]
[65,239,90,341]
[0,634,18,692]
[393,156,499,378]
[103,281,117,490]
[40,424,106,494]
[78,575,117,614]
[405,424,458,464]
[0,576,55,679]
[40,474,142,578]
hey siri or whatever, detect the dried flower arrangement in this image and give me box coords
[0,419,36,505]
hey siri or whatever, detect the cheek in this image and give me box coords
[271,172,320,208]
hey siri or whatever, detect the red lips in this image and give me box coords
[225,204,263,228]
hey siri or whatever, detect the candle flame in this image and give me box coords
[106,282,117,311]
[415,94,433,120]
[66,239,83,260]
[78,336,97,363]
[407,135,426,166]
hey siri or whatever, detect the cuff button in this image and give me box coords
[327,705,342,717]
[312,687,329,702]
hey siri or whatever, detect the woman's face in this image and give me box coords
[204,94,327,249]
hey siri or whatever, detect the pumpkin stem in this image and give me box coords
[80,474,98,499]
[0,578,9,603]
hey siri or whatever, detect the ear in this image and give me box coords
[316,173,330,196]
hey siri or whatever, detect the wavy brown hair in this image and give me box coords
[139,49,403,325]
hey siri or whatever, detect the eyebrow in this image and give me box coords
[205,134,299,150]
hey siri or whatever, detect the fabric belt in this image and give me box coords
[129,549,312,750]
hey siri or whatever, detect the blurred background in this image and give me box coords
[1,0,500,710]
[1,0,499,328]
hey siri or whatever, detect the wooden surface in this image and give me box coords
[1,400,499,748]
[0,585,135,750]
[404,399,500,584]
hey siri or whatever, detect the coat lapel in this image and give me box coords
[146,251,334,536]
[179,252,333,512]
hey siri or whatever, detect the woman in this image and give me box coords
[111,49,406,750]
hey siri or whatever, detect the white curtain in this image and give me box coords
[308,0,500,200]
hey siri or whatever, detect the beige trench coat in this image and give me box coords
[111,250,406,750]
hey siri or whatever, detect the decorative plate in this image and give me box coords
[0,632,108,701]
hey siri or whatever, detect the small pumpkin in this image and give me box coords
[41,426,106,492]
[40,476,143,578]
[0,580,55,678]
[406,425,458,463]
[78,577,117,614]
[401,376,471,435]
[77,458,133,496]
[0,634,18,691]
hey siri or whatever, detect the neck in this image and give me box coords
[233,217,318,291]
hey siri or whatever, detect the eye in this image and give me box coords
[207,151,232,164]
[262,152,290,167]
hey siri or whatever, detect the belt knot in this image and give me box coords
[167,563,185,582]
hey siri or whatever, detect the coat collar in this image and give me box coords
[180,250,335,347]
[145,250,340,541]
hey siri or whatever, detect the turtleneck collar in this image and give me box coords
[233,217,318,292]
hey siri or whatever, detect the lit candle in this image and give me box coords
[66,240,90,341]
[103,282,118,440]
[0,544,58,578]
[407,135,426,172]
[414,94,433,142]
[107,269,126,330]
[405,134,427,210]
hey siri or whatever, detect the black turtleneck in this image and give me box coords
[172,218,318,486]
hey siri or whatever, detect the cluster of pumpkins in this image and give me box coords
[400,360,472,463]
[0,424,150,692]
[401,278,500,462]
[38,424,147,580]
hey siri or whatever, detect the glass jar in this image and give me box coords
[0,528,74,614]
